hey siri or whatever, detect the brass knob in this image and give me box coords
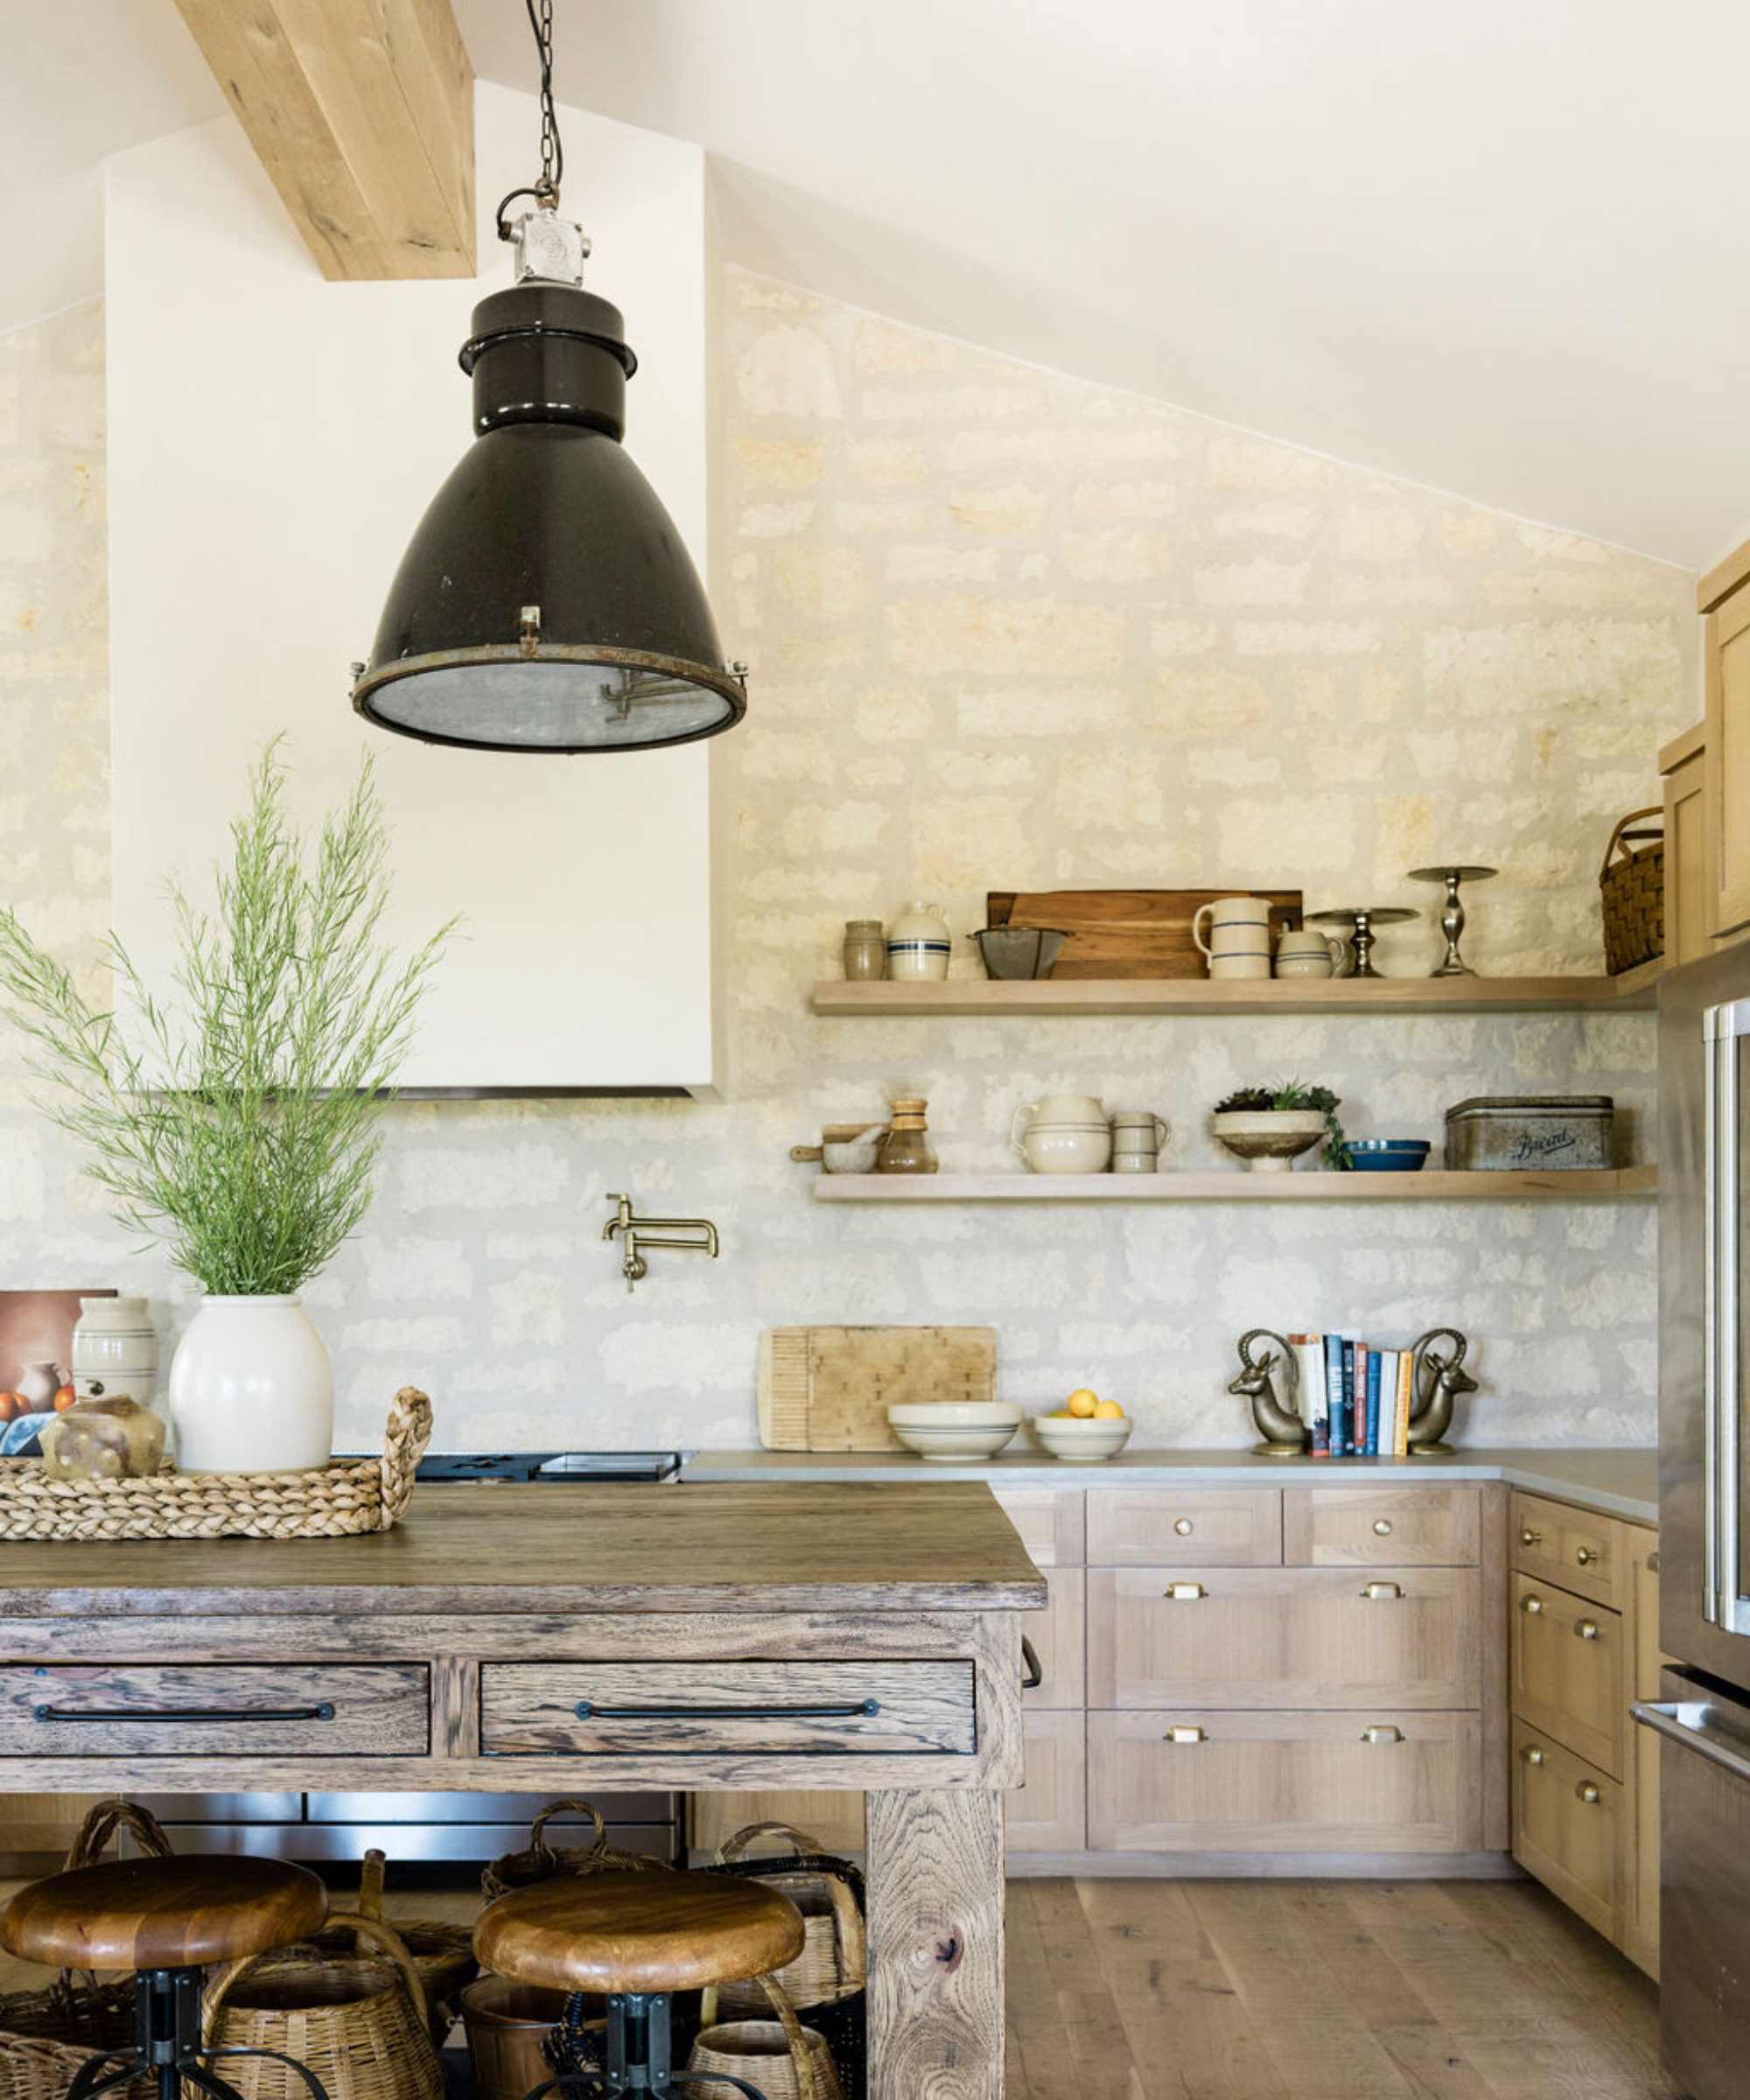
[1521,1528,1543,1546]
[1576,1546,1600,1566]
[1164,1582,1207,1601]
[1173,1517,1194,1536]
[1577,1619,1600,1641]
[1360,1581,1403,1600]
[1576,1781,1601,1805]
[1360,1725,1404,1745]
[1372,1518,1393,1536]
[1164,1725,1206,1744]
[1522,1595,1545,1614]
[1524,1746,1546,1765]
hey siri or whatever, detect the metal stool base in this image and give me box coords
[526,1992,774,2100]
[65,1967,331,2100]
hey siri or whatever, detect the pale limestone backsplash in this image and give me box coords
[0,284,1690,1456]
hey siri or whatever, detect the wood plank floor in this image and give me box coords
[1005,1880,1679,2100]
[0,1872,1676,2099]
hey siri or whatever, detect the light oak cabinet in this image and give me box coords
[1662,720,1712,966]
[1698,535,1750,945]
[1507,1491,1659,1978]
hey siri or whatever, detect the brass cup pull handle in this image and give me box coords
[1164,1725,1207,1744]
[1524,1746,1546,1765]
[1521,1528,1543,1545]
[1164,1582,1208,1601]
[1576,1546,1600,1566]
[1360,1725,1404,1745]
[1576,1781,1601,1804]
[1576,1619,1600,1642]
[1172,1517,1194,1536]
[1361,1580,1403,1600]
[1647,1550,1662,1573]
[1522,1595,1545,1614]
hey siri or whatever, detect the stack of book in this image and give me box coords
[1287,1334,1416,1457]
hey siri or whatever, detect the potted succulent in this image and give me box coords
[0,744,452,1474]
[1212,1081,1352,1173]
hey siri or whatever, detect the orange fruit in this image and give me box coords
[52,1384,76,1412]
[0,1393,19,1424]
[1067,1389,1098,1418]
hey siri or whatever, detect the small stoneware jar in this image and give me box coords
[1109,1110,1167,1173]
[877,1098,939,1173]
[842,920,886,981]
[886,901,951,982]
[71,1294,158,1410]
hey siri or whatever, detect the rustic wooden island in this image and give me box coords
[0,1481,1045,2100]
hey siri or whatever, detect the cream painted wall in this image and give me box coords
[0,277,1694,1454]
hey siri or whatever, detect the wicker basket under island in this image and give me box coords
[0,1389,430,1543]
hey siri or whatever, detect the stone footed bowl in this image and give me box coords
[1211,1109,1328,1172]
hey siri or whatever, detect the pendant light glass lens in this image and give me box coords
[359,658,740,751]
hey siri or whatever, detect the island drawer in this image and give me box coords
[1284,1486,1480,1567]
[0,1663,430,1757]
[1511,1492,1622,1608]
[1088,1709,1480,1853]
[1088,1566,1480,1709]
[1510,1572,1626,1776]
[1086,1488,1281,1567]
[480,1661,976,1756]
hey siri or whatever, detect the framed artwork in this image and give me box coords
[0,1289,113,1416]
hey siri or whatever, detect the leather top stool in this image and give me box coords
[474,1871,806,2099]
[1,1855,332,2100]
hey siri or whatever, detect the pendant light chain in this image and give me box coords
[494,0,568,240]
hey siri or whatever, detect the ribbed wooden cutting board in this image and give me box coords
[757,1326,999,1451]
[989,887,1303,977]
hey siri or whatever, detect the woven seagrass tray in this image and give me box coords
[0,1387,430,1543]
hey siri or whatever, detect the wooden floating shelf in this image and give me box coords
[811,957,1665,1018]
[812,1166,1659,1203]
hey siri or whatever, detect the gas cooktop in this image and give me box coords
[414,1451,683,1483]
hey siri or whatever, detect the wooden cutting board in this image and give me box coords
[989,887,1303,978]
[757,1326,999,1451]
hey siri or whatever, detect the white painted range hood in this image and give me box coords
[104,86,724,1096]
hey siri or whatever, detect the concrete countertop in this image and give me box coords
[683,1446,1660,1525]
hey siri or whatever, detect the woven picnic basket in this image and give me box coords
[710,1824,865,2016]
[686,1978,838,2100]
[202,1910,442,2100]
[0,1390,430,1543]
[1600,806,1664,974]
[0,1798,174,2100]
[480,1799,673,1902]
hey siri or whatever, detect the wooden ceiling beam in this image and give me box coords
[171,0,475,281]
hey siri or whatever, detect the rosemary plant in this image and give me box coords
[0,743,453,1294]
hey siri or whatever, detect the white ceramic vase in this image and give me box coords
[168,1295,334,1474]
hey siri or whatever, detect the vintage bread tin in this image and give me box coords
[1444,1095,1614,1171]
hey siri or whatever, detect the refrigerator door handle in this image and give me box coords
[1634,1698,1750,1786]
[1703,1000,1749,1633]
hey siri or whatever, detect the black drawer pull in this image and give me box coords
[33,1703,335,1724]
[1021,1636,1044,1690]
[572,1698,880,1721]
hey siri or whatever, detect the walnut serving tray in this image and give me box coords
[0,1389,430,1543]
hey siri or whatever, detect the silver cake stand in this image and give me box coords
[1306,905,1419,978]
[1407,865,1498,976]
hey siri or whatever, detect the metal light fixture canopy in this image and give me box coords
[351,0,745,754]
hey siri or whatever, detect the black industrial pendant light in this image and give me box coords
[351,0,746,753]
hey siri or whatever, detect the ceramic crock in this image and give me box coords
[886,900,951,982]
[71,1294,159,1410]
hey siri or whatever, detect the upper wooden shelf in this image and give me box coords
[813,1166,1658,1203]
[811,957,1666,1018]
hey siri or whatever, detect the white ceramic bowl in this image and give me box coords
[1028,1414,1133,1461]
[887,1401,1023,1461]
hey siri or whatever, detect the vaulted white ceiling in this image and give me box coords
[6,0,1747,567]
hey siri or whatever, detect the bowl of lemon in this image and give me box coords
[1030,1389,1131,1460]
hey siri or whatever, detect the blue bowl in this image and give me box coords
[1347,1138,1431,1173]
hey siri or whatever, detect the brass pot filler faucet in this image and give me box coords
[602,1193,720,1292]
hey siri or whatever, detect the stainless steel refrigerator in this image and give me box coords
[1648,944,1750,2099]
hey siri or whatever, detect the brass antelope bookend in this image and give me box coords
[1406,1326,1477,1454]
[1229,1329,1308,1455]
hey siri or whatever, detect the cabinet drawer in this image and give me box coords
[1086,1488,1280,1566]
[1088,1567,1479,1710]
[1284,1486,1480,1567]
[1088,1709,1480,1853]
[992,1488,1083,1568]
[1023,1569,1084,1710]
[1511,1492,1622,1608]
[1512,1721,1625,1943]
[0,1664,429,1757]
[480,1662,975,1756]
[1007,1710,1085,1853]
[1510,1573,1626,1776]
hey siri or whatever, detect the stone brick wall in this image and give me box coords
[0,285,1695,1453]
